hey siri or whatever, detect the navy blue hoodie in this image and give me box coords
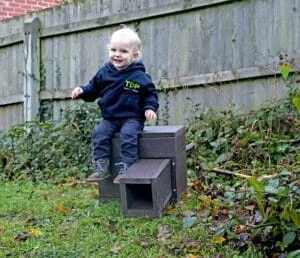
[80,61,159,120]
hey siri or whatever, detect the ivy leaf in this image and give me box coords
[183,216,198,228]
[290,208,300,227]
[281,62,291,81]
[292,90,300,113]
[216,153,228,164]
[287,250,300,258]
[248,178,265,217]
[265,185,278,194]
[248,177,264,192]
[283,231,296,246]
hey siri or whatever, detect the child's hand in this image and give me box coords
[71,87,83,99]
[145,109,157,120]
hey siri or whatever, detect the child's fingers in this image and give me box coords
[145,110,157,120]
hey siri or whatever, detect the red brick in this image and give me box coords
[43,0,58,3]
[26,0,38,5]
[36,3,50,8]
[14,0,27,4]
[2,7,15,12]
[10,11,25,16]
[13,8,27,13]
[8,3,21,8]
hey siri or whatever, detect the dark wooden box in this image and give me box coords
[119,159,172,218]
[112,126,185,158]
[98,125,187,210]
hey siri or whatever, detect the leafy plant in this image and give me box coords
[0,101,100,181]
[248,172,299,251]
[185,75,299,256]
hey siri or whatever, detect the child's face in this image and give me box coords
[108,36,139,70]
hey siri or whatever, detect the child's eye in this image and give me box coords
[110,48,116,52]
[121,49,128,53]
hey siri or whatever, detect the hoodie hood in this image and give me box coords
[105,61,146,74]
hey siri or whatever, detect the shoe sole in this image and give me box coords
[86,174,110,182]
[113,174,126,184]
[113,178,120,184]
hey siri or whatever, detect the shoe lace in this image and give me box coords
[115,162,129,174]
[95,159,108,172]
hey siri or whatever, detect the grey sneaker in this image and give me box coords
[113,162,129,184]
[86,158,110,182]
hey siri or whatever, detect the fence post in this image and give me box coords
[23,17,41,122]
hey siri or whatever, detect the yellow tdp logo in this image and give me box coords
[125,80,140,91]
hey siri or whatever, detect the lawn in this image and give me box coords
[0,180,239,258]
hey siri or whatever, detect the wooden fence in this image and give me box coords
[0,0,299,131]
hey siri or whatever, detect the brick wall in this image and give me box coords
[0,0,63,21]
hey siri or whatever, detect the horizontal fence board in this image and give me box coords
[0,95,23,106]
[0,34,23,47]
[40,0,235,38]
[0,65,299,105]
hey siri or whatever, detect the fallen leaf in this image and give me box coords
[108,219,123,235]
[166,204,177,215]
[56,203,68,215]
[110,246,121,254]
[245,205,255,212]
[252,211,263,224]
[214,208,229,220]
[198,209,210,218]
[29,227,43,237]
[189,180,208,191]
[15,232,31,241]
[157,225,172,241]
[183,216,198,229]
[181,238,200,248]
[181,193,192,202]
[233,225,250,234]
[183,210,196,217]
[212,235,226,244]
[186,254,198,258]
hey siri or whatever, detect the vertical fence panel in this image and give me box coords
[23,17,41,122]
[0,0,299,130]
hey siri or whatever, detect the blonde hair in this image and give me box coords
[110,27,142,58]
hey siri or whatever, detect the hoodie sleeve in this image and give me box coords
[143,74,159,112]
[79,68,103,102]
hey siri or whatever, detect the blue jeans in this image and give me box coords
[92,118,144,165]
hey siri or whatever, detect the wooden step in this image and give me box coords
[119,159,172,218]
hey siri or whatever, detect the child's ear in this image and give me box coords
[133,51,140,59]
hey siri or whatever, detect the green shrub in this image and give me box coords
[0,101,100,182]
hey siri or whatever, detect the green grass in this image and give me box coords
[0,180,239,257]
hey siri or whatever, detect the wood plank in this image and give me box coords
[1,66,293,106]
[119,159,170,183]
[0,94,23,106]
[40,0,234,38]
[0,34,23,47]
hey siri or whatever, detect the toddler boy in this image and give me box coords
[71,27,158,184]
